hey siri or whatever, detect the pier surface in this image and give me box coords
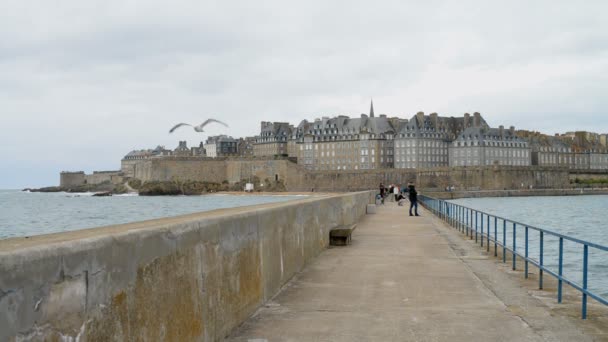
[228,202,603,341]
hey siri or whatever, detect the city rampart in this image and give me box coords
[75,158,604,192]
[84,171,122,185]
[0,191,374,341]
[285,166,571,192]
[133,157,228,183]
[59,171,85,187]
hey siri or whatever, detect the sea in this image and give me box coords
[0,190,306,239]
[449,195,608,298]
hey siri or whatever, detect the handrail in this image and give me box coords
[418,194,607,319]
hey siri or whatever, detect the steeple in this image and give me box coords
[370,99,375,118]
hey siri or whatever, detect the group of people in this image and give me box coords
[377,182,419,216]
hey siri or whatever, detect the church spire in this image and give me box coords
[370,99,375,118]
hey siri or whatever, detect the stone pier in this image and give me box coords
[227,202,606,341]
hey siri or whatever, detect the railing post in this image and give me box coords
[475,211,478,242]
[487,214,490,252]
[450,203,454,227]
[481,214,484,247]
[582,244,588,319]
[494,216,498,257]
[451,203,454,226]
[460,206,464,232]
[525,226,529,279]
[558,237,563,303]
[503,219,506,263]
[512,222,517,271]
[466,208,469,236]
[460,206,463,232]
[539,231,544,290]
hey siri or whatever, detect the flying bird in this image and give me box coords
[169,118,229,133]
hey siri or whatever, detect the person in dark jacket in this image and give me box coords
[379,183,385,205]
[408,182,419,216]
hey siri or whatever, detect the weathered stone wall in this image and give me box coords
[285,166,571,192]
[59,172,86,187]
[84,171,122,185]
[0,191,374,342]
[226,159,291,184]
[134,158,300,186]
[118,158,595,191]
[134,158,228,183]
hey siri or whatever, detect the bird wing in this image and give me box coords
[169,123,192,133]
[199,118,229,129]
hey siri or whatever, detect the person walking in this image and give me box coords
[408,182,419,216]
[393,184,400,202]
[379,183,385,205]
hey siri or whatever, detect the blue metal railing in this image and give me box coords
[419,194,608,319]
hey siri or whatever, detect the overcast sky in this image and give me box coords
[1,1,607,188]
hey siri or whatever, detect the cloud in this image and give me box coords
[0,0,607,187]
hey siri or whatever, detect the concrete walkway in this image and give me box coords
[227,202,601,341]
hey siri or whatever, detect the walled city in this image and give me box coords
[60,103,608,192]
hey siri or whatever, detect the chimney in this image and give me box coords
[416,111,424,127]
[499,125,504,137]
[473,112,481,127]
[464,113,470,128]
[430,113,438,129]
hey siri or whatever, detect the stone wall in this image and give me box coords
[108,158,600,192]
[133,158,300,186]
[84,171,122,185]
[59,171,85,187]
[226,159,291,184]
[0,191,374,342]
[285,166,571,192]
[134,157,228,183]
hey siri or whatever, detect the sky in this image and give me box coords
[1,1,607,188]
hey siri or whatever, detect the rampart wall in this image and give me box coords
[133,157,228,183]
[285,166,571,192]
[84,171,122,185]
[0,191,374,341]
[71,158,603,192]
[59,172,85,187]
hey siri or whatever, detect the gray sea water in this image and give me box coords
[0,190,307,239]
[449,195,608,298]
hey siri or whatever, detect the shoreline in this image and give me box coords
[423,187,608,199]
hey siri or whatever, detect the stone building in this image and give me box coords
[173,141,192,157]
[288,120,312,158]
[253,122,291,156]
[599,134,608,147]
[237,137,256,157]
[204,135,238,158]
[521,130,608,170]
[449,125,530,167]
[394,112,470,169]
[121,146,172,177]
[290,102,401,171]
[521,132,574,168]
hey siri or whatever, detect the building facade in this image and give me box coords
[394,112,471,169]
[253,122,291,156]
[237,137,256,157]
[289,102,401,171]
[204,135,238,158]
[449,125,530,167]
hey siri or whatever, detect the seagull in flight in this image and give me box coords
[169,118,229,133]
